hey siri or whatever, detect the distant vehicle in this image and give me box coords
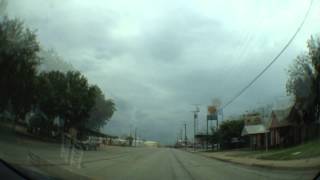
[112,138,129,146]
[78,136,100,151]
[144,141,159,148]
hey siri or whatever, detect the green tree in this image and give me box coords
[286,54,315,124]
[86,85,116,130]
[36,71,68,132]
[286,36,320,124]
[64,71,98,129]
[307,37,320,121]
[0,17,40,121]
[217,119,244,149]
[37,71,100,131]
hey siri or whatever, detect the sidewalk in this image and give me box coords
[198,151,320,170]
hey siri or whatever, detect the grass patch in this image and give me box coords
[258,140,320,160]
[227,140,320,160]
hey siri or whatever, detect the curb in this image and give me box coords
[190,151,320,171]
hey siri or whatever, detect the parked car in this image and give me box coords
[78,136,100,151]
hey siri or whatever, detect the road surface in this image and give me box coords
[71,147,317,180]
[0,129,318,179]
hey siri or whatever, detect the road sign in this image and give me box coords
[208,106,217,114]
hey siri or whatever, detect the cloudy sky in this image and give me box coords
[8,0,320,144]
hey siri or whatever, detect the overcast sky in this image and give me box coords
[8,0,320,144]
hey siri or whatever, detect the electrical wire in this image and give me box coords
[221,0,314,109]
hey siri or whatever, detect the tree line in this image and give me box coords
[282,37,320,142]
[0,16,116,136]
[286,37,320,127]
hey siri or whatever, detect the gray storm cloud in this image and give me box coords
[7,0,320,144]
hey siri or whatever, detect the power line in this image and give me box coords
[222,0,314,109]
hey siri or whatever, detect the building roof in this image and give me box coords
[79,128,117,138]
[241,124,268,136]
[269,107,292,128]
[273,108,291,121]
[241,104,294,136]
[244,113,262,126]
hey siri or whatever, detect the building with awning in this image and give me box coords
[241,104,295,150]
[241,124,268,136]
[242,123,269,149]
[241,113,269,150]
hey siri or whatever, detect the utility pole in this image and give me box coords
[206,117,209,150]
[184,123,187,150]
[134,128,137,147]
[191,104,200,152]
[218,109,222,150]
[194,113,196,151]
[129,124,132,137]
[220,108,223,123]
[180,128,183,141]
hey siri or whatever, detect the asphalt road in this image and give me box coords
[0,128,318,180]
[72,147,317,180]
